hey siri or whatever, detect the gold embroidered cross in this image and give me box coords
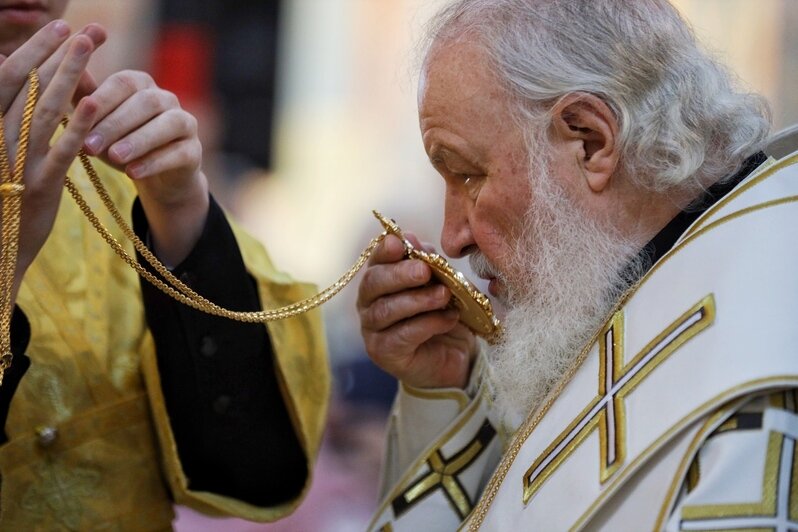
[523,295,715,503]
[680,430,798,529]
[393,420,496,519]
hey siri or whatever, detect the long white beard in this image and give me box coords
[471,165,647,434]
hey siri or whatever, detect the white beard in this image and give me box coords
[470,163,647,434]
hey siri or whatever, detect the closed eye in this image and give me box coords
[428,150,484,187]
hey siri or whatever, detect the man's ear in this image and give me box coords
[549,92,619,193]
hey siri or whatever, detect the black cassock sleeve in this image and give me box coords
[0,308,32,444]
[131,195,307,506]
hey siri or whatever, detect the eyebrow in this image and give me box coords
[427,146,449,170]
[428,146,483,173]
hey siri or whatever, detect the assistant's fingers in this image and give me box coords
[109,109,197,169]
[73,71,98,104]
[84,89,183,157]
[84,70,155,132]
[37,96,97,185]
[2,25,102,125]
[123,137,201,181]
[29,36,95,152]
[78,23,107,48]
[69,24,106,102]
[0,20,70,110]
[33,24,106,104]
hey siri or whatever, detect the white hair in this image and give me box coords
[423,0,771,191]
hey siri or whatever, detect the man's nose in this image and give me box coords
[441,188,474,258]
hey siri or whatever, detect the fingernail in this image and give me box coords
[127,162,146,179]
[84,133,103,154]
[53,20,69,37]
[74,39,90,56]
[110,141,132,162]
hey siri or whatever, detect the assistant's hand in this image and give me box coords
[81,70,208,267]
[0,21,105,307]
[357,233,477,389]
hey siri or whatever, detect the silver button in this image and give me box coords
[213,395,231,414]
[200,336,218,358]
[35,425,58,447]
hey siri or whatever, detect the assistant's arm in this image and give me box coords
[133,195,307,507]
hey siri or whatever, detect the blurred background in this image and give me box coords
[63,0,798,530]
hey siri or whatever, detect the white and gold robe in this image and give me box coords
[368,150,798,531]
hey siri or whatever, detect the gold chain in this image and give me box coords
[64,161,386,322]
[0,68,38,386]
[0,69,499,387]
[0,69,394,387]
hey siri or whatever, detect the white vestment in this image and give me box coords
[368,151,798,531]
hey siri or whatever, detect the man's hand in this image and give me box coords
[1,21,105,307]
[357,233,477,389]
[81,70,209,268]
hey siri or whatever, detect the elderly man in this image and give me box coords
[357,0,798,529]
[0,2,327,529]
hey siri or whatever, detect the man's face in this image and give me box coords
[418,40,532,304]
[420,40,647,431]
[0,0,69,56]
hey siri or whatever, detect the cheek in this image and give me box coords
[470,188,527,269]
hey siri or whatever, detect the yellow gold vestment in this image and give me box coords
[0,157,329,530]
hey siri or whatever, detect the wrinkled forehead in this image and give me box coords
[417,39,502,112]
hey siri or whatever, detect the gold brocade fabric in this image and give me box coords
[1,156,329,530]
